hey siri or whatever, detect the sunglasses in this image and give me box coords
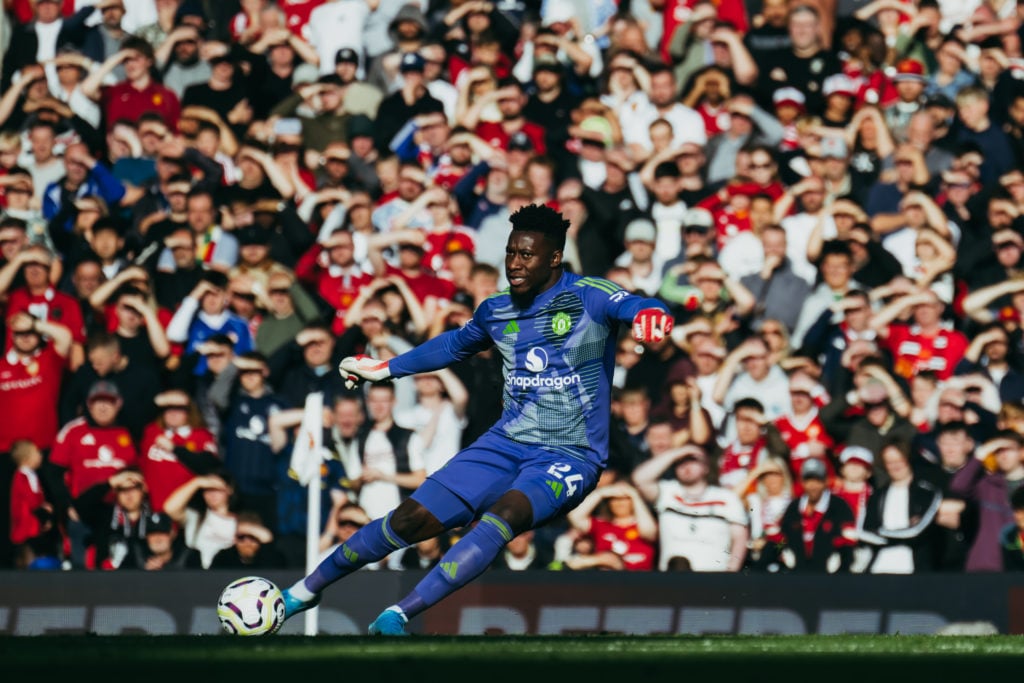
[235,534,260,543]
[337,520,364,528]
[268,288,291,296]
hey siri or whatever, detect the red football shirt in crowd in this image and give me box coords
[50,418,138,498]
[5,286,86,346]
[139,423,219,513]
[588,517,656,571]
[101,80,181,132]
[0,345,66,451]
[10,466,47,544]
[883,323,969,380]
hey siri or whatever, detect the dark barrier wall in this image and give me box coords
[2,571,1022,635]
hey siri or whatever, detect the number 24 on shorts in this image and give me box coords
[547,463,584,497]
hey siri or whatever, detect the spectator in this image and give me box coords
[777,457,857,573]
[633,444,749,572]
[73,467,152,570]
[950,431,1024,572]
[566,480,658,571]
[737,455,793,571]
[861,440,943,574]
[8,439,58,563]
[48,380,138,568]
[138,389,220,514]
[162,470,238,569]
[130,510,202,570]
[209,511,288,570]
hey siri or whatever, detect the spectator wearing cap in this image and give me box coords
[776,457,856,573]
[832,445,875,535]
[949,431,1024,571]
[210,510,287,569]
[882,58,927,143]
[0,311,73,456]
[48,379,138,568]
[633,445,749,571]
[130,509,202,570]
[771,86,805,151]
[659,206,715,275]
[0,244,87,367]
[774,372,834,489]
[613,217,667,298]
[954,86,1016,186]
[328,47,383,118]
[373,51,444,155]
[73,467,154,570]
[740,224,812,334]
[80,35,181,131]
[166,270,254,376]
[821,73,859,128]
[139,389,220,514]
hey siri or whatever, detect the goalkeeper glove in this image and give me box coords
[339,355,392,389]
[632,308,673,343]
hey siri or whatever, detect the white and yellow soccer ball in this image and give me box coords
[217,576,286,636]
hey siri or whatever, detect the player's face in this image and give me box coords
[505,231,562,300]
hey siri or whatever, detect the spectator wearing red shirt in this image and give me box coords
[8,439,52,547]
[871,288,969,381]
[471,78,547,156]
[367,229,457,310]
[295,228,374,335]
[774,373,835,494]
[0,245,86,368]
[0,312,72,454]
[566,480,658,571]
[81,36,181,132]
[48,379,138,568]
[139,390,221,514]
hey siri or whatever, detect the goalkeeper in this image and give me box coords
[281,204,672,635]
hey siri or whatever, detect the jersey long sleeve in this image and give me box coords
[389,271,667,461]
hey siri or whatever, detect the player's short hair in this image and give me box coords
[510,204,569,251]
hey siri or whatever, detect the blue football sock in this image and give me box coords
[304,513,410,594]
[397,513,513,619]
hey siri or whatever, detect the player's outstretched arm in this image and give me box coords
[339,315,494,388]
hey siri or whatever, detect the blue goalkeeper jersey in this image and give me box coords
[388,271,667,463]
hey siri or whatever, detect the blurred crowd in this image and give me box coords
[3,0,1024,575]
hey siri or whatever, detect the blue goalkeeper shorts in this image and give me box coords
[410,429,602,529]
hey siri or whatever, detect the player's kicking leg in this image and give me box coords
[280,502,447,622]
[367,490,535,635]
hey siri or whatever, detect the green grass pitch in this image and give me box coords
[4,635,1024,680]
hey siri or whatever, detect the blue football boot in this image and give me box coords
[282,588,322,621]
[368,609,409,636]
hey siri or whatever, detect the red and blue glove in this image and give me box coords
[632,308,673,343]
[339,354,392,389]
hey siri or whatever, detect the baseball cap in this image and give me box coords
[624,218,657,243]
[508,131,534,152]
[335,47,359,65]
[772,87,806,110]
[839,445,874,469]
[893,58,926,82]
[800,457,828,480]
[823,74,857,98]
[87,380,122,403]
[347,114,374,141]
[145,513,174,534]
[683,207,714,231]
[399,51,426,73]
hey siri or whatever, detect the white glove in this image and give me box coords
[339,355,391,389]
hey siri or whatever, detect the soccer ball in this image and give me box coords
[217,576,286,636]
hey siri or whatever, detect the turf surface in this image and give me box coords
[4,635,1024,680]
